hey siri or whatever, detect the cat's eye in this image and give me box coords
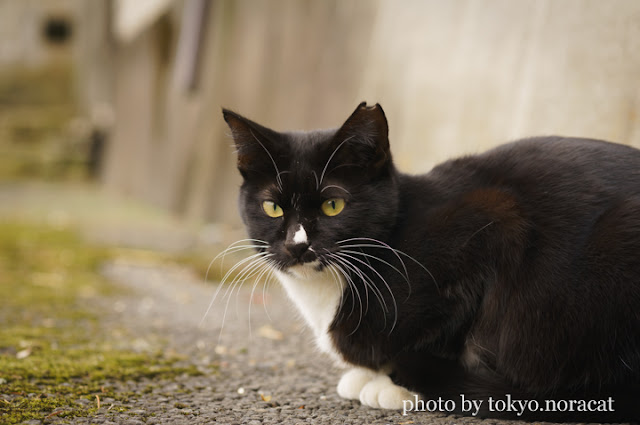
[262,201,283,218]
[321,198,346,216]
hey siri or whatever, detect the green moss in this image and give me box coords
[0,221,203,424]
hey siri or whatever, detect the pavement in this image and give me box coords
[1,182,603,425]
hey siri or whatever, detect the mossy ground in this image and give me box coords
[0,221,203,424]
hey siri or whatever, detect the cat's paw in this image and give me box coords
[337,368,378,399]
[359,375,416,409]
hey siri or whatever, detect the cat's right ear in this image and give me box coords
[222,109,280,178]
[331,102,391,174]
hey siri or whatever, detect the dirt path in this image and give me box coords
[2,182,560,424]
[84,259,541,425]
[86,260,450,425]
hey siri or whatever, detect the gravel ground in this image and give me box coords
[73,259,544,425]
[2,183,606,424]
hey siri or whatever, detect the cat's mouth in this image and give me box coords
[286,260,323,278]
[267,245,338,276]
[278,244,319,267]
[278,247,331,276]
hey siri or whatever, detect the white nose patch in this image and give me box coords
[293,224,308,244]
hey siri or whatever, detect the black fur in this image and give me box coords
[224,103,640,422]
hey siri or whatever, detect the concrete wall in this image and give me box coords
[0,0,76,68]
[97,0,640,233]
[359,0,640,171]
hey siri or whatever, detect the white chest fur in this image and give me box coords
[274,264,346,365]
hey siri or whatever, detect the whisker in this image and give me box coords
[200,250,269,327]
[224,253,273,301]
[220,252,269,299]
[338,237,438,291]
[220,275,245,343]
[228,238,270,246]
[325,263,346,308]
[329,253,371,316]
[203,238,268,286]
[329,252,394,335]
[338,242,413,297]
[249,129,284,193]
[219,254,273,344]
[332,255,362,308]
[320,184,351,195]
[327,260,356,319]
[218,245,269,270]
[340,249,410,285]
[334,251,397,334]
[328,258,363,335]
[333,253,387,315]
[463,221,495,246]
[261,261,278,322]
[319,136,355,187]
[246,260,273,338]
[338,237,409,281]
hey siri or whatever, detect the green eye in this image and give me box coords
[321,198,346,216]
[262,201,283,218]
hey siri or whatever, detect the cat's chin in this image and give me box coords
[285,260,323,279]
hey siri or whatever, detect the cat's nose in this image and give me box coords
[285,241,310,260]
[285,224,311,260]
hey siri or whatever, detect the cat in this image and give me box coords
[222,102,640,422]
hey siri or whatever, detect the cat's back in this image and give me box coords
[429,136,640,199]
[420,136,640,265]
[488,136,640,184]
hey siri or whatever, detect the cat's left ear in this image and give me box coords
[332,102,391,172]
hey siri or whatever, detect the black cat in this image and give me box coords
[223,102,640,422]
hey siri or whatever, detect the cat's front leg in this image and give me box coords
[360,374,419,409]
[337,367,419,409]
[337,367,378,399]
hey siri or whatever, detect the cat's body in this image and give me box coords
[223,103,640,422]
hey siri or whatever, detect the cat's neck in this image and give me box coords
[394,172,448,224]
[274,265,347,365]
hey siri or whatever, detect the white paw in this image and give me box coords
[359,375,416,409]
[337,368,378,400]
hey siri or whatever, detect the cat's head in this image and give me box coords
[223,102,399,275]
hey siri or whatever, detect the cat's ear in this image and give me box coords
[222,109,281,178]
[332,102,391,173]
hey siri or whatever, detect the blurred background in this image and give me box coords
[1,2,640,421]
[1,0,640,235]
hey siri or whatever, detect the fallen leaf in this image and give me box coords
[16,348,31,359]
[260,393,272,402]
[45,409,64,419]
[257,324,283,341]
